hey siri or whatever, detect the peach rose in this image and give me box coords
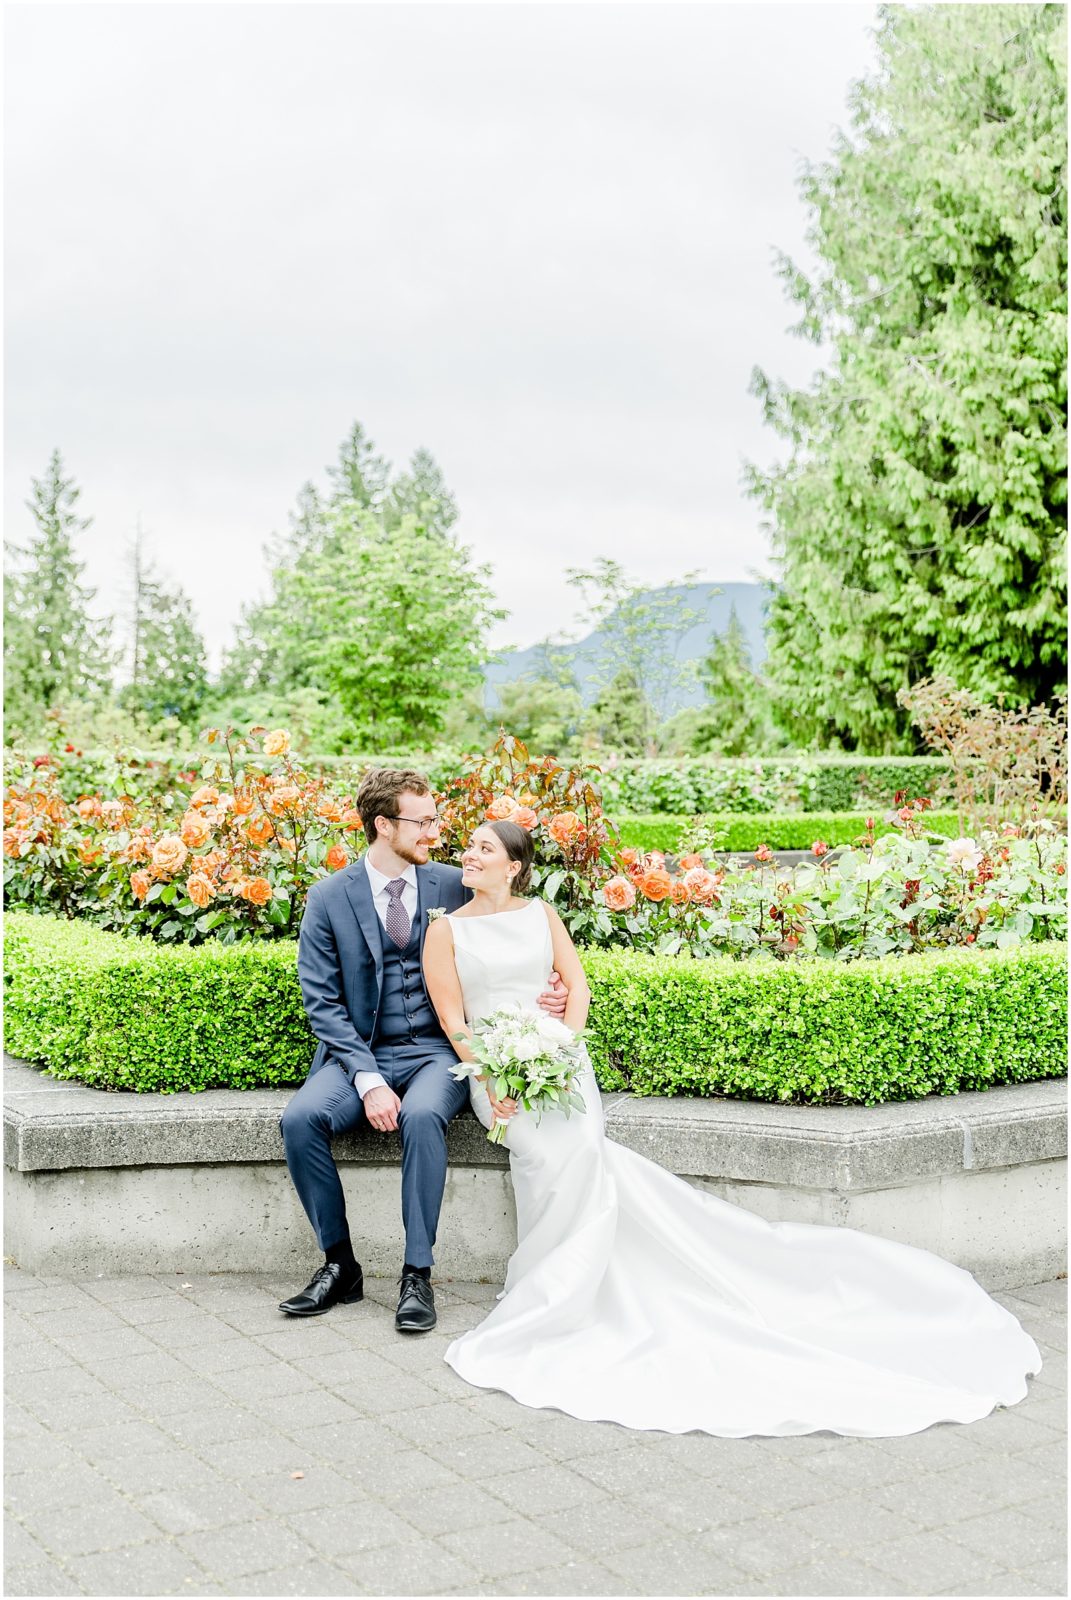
[683,866,719,903]
[317,798,343,824]
[190,785,220,809]
[152,835,188,875]
[3,830,22,858]
[341,807,362,830]
[602,876,637,912]
[246,814,275,848]
[670,881,691,905]
[617,848,641,872]
[277,836,297,853]
[678,853,704,871]
[100,800,126,826]
[645,850,666,870]
[511,806,538,831]
[232,788,255,816]
[638,868,672,902]
[180,811,212,849]
[130,869,152,900]
[76,797,101,820]
[269,785,300,815]
[486,793,517,821]
[325,844,349,871]
[754,843,773,863]
[547,811,580,845]
[263,729,291,757]
[240,876,273,906]
[186,872,216,909]
[77,839,102,866]
[122,834,153,864]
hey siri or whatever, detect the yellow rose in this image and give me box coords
[263,730,291,757]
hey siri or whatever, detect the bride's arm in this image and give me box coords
[422,919,476,1064]
[423,921,517,1118]
[542,903,591,1031]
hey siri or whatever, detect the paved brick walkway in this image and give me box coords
[3,1267,1065,1597]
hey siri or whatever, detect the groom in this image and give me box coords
[279,766,566,1332]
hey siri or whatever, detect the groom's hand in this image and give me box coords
[364,1085,402,1133]
[536,970,568,1018]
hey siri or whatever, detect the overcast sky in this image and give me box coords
[5,2,880,668]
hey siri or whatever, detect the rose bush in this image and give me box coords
[3,729,1064,960]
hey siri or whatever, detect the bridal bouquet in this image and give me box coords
[451,1005,587,1144]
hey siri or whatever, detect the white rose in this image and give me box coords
[535,1013,576,1049]
[945,837,983,872]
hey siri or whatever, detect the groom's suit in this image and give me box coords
[282,858,471,1269]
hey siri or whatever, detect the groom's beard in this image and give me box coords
[390,837,431,868]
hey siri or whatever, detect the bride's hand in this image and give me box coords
[485,1084,518,1120]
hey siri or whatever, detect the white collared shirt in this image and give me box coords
[352,860,420,1100]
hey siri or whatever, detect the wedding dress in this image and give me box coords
[442,899,1041,1436]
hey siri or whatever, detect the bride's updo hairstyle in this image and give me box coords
[487,821,535,894]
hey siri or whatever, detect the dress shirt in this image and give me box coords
[352,860,420,1100]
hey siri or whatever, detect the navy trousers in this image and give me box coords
[280,1043,469,1269]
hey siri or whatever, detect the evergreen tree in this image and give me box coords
[749,4,1067,751]
[120,530,208,726]
[384,448,459,539]
[3,451,112,736]
[327,421,390,517]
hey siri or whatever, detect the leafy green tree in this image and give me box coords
[565,560,709,754]
[4,451,113,737]
[327,421,390,517]
[749,4,1067,751]
[285,507,503,746]
[676,605,781,757]
[119,530,208,726]
[583,669,653,758]
[491,675,585,757]
[384,448,459,539]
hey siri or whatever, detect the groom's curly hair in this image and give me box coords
[355,767,433,846]
[488,820,535,894]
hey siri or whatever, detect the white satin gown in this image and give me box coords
[443,900,1041,1436]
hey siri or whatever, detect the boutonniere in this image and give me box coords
[427,907,446,923]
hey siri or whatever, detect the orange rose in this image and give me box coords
[186,872,216,908]
[240,876,272,906]
[277,836,297,853]
[602,876,637,912]
[77,839,102,866]
[678,853,704,871]
[617,848,641,871]
[263,729,291,757]
[246,815,275,848]
[486,794,517,821]
[180,811,212,849]
[341,807,362,830]
[152,835,188,875]
[76,797,101,820]
[269,785,300,815]
[547,811,580,845]
[645,850,666,870]
[511,806,538,831]
[130,869,152,900]
[122,834,153,864]
[325,844,349,871]
[638,868,672,902]
[317,799,343,824]
[3,830,22,858]
[670,881,691,905]
[232,788,255,816]
[190,785,220,809]
[683,866,719,904]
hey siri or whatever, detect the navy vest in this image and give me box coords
[375,910,441,1046]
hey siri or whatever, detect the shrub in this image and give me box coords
[616,811,971,854]
[595,756,951,815]
[5,914,1064,1105]
[583,942,1068,1103]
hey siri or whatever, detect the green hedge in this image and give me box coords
[5,914,1065,1105]
[616,810,970,854]
[595,756,951,816]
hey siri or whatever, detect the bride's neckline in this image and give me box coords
[452,898,540,921]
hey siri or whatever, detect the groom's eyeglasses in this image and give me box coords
[392,813,442,833]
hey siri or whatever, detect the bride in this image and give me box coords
[421,819,1042,1438]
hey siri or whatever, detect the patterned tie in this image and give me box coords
[384,878,411,948]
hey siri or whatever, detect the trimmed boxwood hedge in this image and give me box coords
[5,914,1065,1106]
[616,810,970,855]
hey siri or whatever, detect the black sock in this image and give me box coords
[326,1238,358,1277]
[402,1262,431,1280]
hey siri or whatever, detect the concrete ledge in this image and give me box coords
[4,1057,1066,1288]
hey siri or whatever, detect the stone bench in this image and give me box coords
[4,1056,1066,1288]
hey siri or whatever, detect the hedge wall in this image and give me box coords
[5,915,1064,1106]
[616,810,968,855]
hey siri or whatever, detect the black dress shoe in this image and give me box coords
[395,1272,436,1333]
[278,1262,364,1317]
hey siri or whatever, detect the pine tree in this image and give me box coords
[120,530,208,726]
[384,448,459,539]
[3,451,112,736]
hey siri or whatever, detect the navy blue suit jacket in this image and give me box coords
[297,858,470,1083]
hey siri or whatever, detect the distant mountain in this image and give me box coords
[484,582,768,717]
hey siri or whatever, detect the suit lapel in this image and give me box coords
[344,860,384,980]
[417,866,439,959]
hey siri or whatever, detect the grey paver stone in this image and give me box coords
[75,1418,182,1463]
[1014,1555,1069,1593]
[193,1436,312,1480]
[948,1505,1067,1568]
[600,1536,749,1595]
[779,1487,926,1549]
[92,1350,194,1389]
[702,1518,838,1577]
[868,1528,1018,1592]
[3,1435,87,1475]
[483,1561,642,1596]
[207,1362,320,1405]
[65,1541,214,1596]
[99,1451,235,1498]
[223,1560,363,1596]
[481,1460,613,1516]
[424,1429,550,1478]
[2,1517,50,1567]
[538,1498,684,1557]
[242,1466,362,1517]
[160,1405,273,1448]
[2,1557,85,1596]
[5,1461,115,1513]
[138,1483,265,1535]
[388,1399,499,1448]
[23,1392,143,1434]
[18,1495,163,1558]
[762,1553,903,1597]
[438,1513,580,1575]
[176,1518,317,1579]
[329,1537,484,1595]
[336,1446,464,1499]
[284,1500,418,1559]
